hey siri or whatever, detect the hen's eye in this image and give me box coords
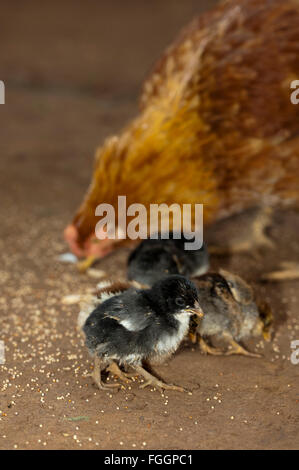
[175,297,185,307]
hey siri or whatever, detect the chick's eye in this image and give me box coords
[175,297,185,307]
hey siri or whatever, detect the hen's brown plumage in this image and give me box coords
[65,0,299,257]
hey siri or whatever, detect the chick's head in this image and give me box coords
[149,274,203,319]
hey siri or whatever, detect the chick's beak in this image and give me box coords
[187,301,204,318]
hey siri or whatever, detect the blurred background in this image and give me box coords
[0,0,218,231]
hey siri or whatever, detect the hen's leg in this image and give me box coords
[87,356,120,390]
[261,262,299,282]
[210,207,274,255]
[77,255,97,273]
[134,365,187,393]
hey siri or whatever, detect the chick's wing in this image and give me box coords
[94,291,154,333]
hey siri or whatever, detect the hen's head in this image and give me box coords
[64,92,217,258]
[64,134,133,258]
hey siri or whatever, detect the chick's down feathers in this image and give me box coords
[83,275,202,366]
[128,234,209,286]
[191,269,273,355]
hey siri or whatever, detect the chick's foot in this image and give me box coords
[198,337,226,355]
[87,356,120,390]
[134,365,187,393]
[224,338,262,358]
[262,262,299,282]
[106,361,135,383]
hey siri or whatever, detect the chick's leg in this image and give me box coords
[87,356,120,390]
[106,361,135,383]
[210,207,274,255]
[198,337,226,356]
[134,365,187,393]
[189,331,197,344]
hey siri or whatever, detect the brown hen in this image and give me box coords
[64,0,299,259]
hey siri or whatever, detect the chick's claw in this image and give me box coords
[84,372,120,390]
[87,356,120,390]
[95,380,120,391]
[134,365,187,393]
[198,337,225,356]
[140,380,187,393]
[106,362,135,383]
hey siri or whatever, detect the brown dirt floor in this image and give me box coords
[0,0,298,450]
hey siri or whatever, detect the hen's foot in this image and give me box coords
[210,207,274,255]
[262,262,299,282]
[134,365,187,393]
[106,362,135,383]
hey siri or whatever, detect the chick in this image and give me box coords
[83,275,203,392]
[190,269,273,357]
[127,233,209,286]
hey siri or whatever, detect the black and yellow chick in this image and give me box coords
[83,275,203,392]
[190,269,273,357]
[127,233,209,286]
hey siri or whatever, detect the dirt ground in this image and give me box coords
[0,0,298,450]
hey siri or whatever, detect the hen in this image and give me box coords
[64,0,299,271]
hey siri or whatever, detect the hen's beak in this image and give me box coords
[186,301,204,318]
